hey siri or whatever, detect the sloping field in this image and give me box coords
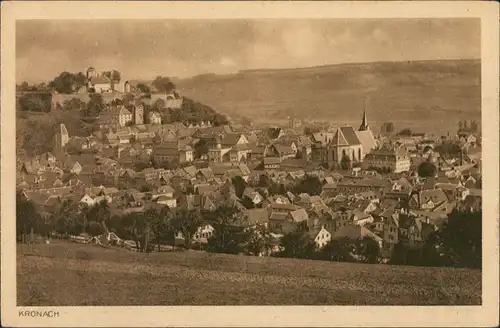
[17,243,481,306]
[175,59,480,134]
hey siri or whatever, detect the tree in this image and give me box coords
[193,139,209,160]
[279,229,315,259]
[50,199,81,236]
[422,145,433,154]
[152,98,166,112]
[340,154,351,170]
[440,208,481,269]
[120,212,150,252]
[83,93,104,117]
[357,237,381,264]
[206,205,247,254]
[153,76,176,94]
[244,224,271,256]
[63,98,87,112]
[293,176,322,196]
[171,208,204,249]
[16,192,42,241]
[232,176,247,199]
[48,71,86,94]
[136,83,151,94]
[102,70,121,83]
[18,93,52,112]
[321,237,356,262]
[417,162,437,178]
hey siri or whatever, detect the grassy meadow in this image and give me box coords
[17,243,481,306]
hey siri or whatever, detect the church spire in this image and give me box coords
[359,97,370,131]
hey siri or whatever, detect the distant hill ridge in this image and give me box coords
[175,58,481,133]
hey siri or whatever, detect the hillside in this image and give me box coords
[17,243,481,306]
[175,59,481,133]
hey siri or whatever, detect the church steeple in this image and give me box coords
[359,98,370,131]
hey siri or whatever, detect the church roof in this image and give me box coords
[356,130,377,152]
[332,128,349,146]
[331,126,361,146]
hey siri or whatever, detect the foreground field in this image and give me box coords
[17,243,481,306]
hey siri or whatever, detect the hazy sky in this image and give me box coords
[16,18,480,83]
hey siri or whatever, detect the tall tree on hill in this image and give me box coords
[153,76,176,94]
[83,93,104,117]
[171,208,204,249]
[49,71,86,94]
[102,70,121,82]
[440,208,482,269]
[50,199,80,236]
[16,192,42,241]
[279,228,315,259]
[357,237,381,264]
[136,83,151,94]
[206,205,247,254]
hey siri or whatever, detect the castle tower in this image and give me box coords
[359,98,370,131]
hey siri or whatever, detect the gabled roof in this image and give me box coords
[264,157,281,165]
[289,208,309,223]
[90,75,111,84]
[119,106,132,116]
[331,128,349,146]
[339,126,361,145]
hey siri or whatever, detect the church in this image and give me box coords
[327,108,378,165]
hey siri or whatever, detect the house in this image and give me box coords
[243,208,270,229]
[310,131,334,162]
[381,212,399,258]
[153,141,194,165]
[363,148,411,173]
[268,207,308,235]
[242,188,264,206]
[152,185,175,200]
[149,111,162,125]
[331,224,383,249]
[313,227,332,249]
[118,106,133,127]
[351,210,374,226]
[267,144,297,160]
[398,213,436,249]
[416,189,448,210]
[192,224,215,244]
[263,157,281,170]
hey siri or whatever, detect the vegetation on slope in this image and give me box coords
[176,59,481,125]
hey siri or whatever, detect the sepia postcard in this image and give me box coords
[1,1,499,327]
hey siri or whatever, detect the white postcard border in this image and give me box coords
[1,1,499,327]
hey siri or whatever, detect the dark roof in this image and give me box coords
[264,157,281,165]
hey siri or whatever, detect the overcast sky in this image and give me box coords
[16,18,480,83]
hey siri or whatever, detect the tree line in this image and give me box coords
[16,190,481,269]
